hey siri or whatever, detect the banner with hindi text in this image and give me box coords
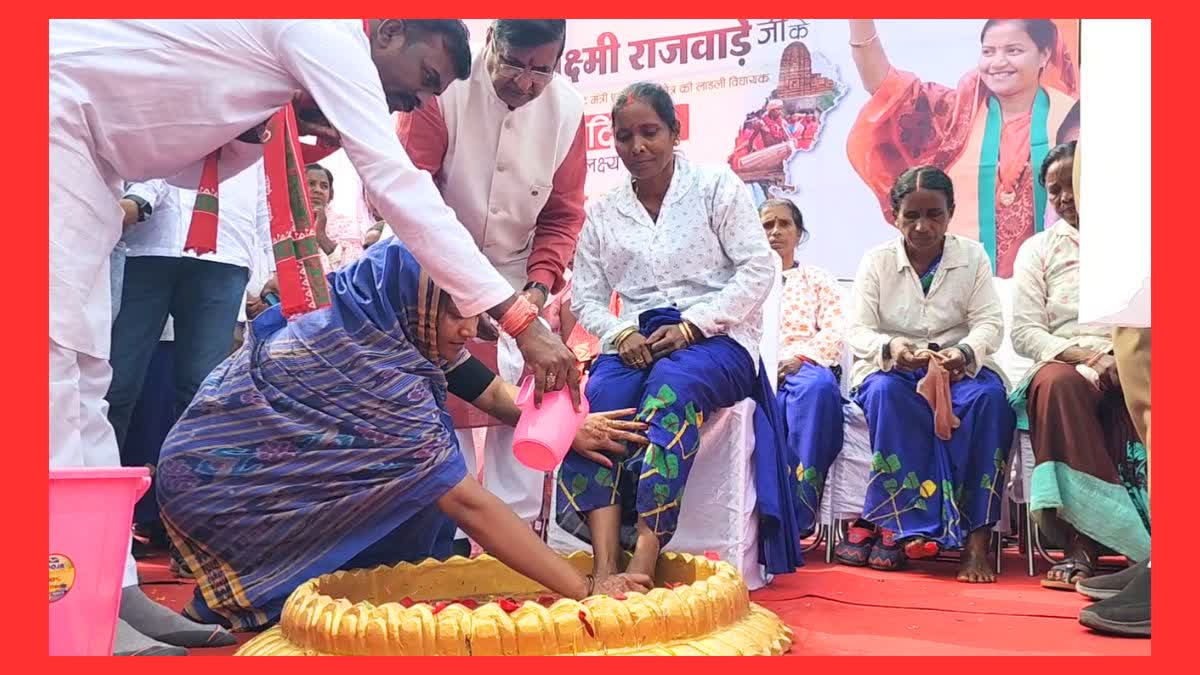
[464,18,1080,279]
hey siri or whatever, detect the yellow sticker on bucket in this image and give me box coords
[49,554,76,603]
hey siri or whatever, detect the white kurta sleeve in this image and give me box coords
[123,179,171,210]
[570,211,633,352]
[957,246,1005,377]
[847,253,896,372]
[273,21,512,317]
[1010,236,1073,363]
[679,168,774,338]
[248,163,273,295]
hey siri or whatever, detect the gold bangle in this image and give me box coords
[849,32,879,48]
[680,321,696,346]
[615,326,638,347]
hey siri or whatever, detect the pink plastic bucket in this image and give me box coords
[49,467,151,656]
[512,376,590,471]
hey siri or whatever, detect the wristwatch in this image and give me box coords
[523,281,550,299]
[124,195,153,223]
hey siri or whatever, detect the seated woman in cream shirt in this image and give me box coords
[845,166,1014,583]
[1010,141,1149,591]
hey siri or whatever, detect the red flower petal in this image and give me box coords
[399,597,414,608]
[498,597,520,613]
[578,610,596,638]
[612,592,627,601]
[432,600,450,615]
[704,550,720,561]
[537,595,557,607]
[458,598,479,610]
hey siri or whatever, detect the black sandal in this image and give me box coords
[1041,558,1095,590]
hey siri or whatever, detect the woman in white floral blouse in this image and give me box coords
[1010,141,1149,590]
[560,82,803,586]
[761,198,851,544]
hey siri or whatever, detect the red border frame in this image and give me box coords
[21,5,1180,667]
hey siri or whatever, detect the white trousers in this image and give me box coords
[49,339,139,589]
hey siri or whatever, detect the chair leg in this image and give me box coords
[801,525,824,554]
[824,456,839,564]
[1023,503,1036,577]
[993,530,1003,576]
[1031,517,1058,568]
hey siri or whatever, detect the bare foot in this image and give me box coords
[586,506,622,580]
[956,529,996,583]
[626,521,661,579]
[593,573,652,597]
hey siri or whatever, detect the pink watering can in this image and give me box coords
[512,374,590,471]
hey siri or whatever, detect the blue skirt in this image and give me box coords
[777,362,845,537]
[556,338,756,550]
[556,307,804,574]
[853,368,1014,548]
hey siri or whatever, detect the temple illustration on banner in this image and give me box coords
[728,41,846,205]
[777,42,838,109]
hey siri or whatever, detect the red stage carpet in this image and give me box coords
[137,550,1148,656]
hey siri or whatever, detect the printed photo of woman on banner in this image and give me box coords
[845,19,1080,278]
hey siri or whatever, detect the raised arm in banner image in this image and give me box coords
[845,19,1079,278]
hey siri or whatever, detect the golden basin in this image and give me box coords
[235,551,793,656]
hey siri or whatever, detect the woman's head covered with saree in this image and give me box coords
[323,238,479,368]
[159,238,482,630]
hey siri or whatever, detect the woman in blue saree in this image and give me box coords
[157,239,651,631]
[562,82,803,587]
[845,166,1014,583]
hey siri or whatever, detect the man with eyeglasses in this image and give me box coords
[398,19,586,542]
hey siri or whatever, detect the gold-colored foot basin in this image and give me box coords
[236,551,792,656]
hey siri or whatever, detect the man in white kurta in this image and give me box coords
[397,20,587,532]
[50,19,579,654]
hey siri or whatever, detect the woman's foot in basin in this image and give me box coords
[626,519,661,580]
[586,505,624,583]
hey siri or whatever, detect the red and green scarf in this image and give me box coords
[182,105,331,318]
[184,19,375,315]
